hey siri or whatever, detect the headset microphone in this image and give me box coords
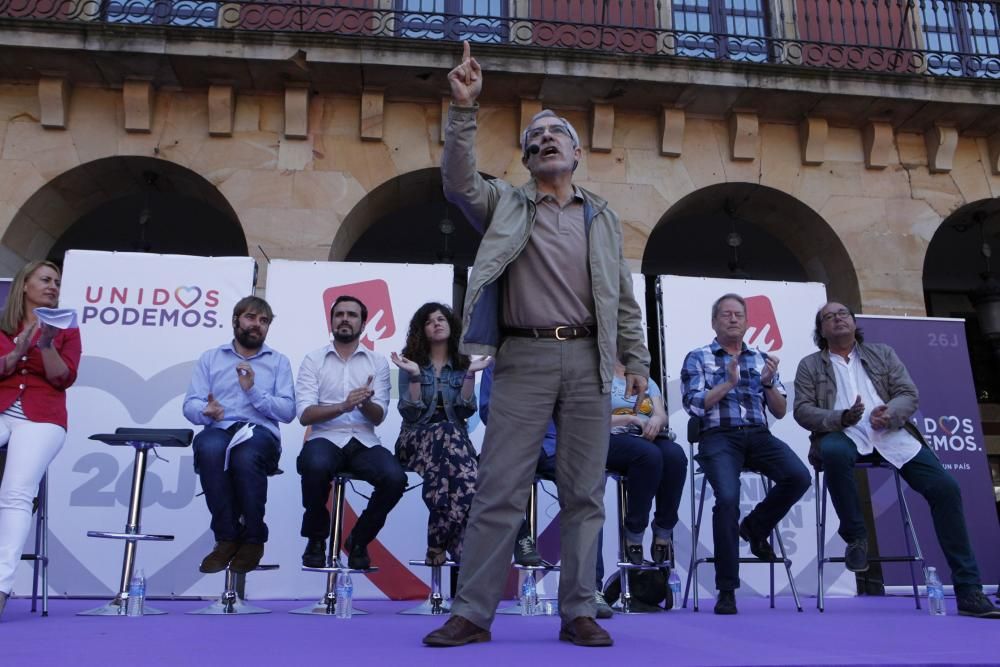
[528,144,541,155]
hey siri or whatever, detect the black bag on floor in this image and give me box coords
[603,567,673,612]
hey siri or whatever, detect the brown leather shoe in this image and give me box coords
[199,541,241,573]
[423,615,491,647]
[559,617,613,647]
[229,543,265,574]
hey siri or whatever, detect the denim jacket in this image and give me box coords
[397,363,477,429]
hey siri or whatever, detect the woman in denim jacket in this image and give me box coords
[392,303,490,565]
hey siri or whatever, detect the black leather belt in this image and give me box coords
[503,325,595,340]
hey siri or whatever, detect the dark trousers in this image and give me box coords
[297,437,407,547]
[819,432,982,590]
[192,424,280,544]
[695,426,810,591]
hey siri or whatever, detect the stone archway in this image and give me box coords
[642,182,861,308]
[923,197,1000,402]
[329,167,482,267]
[1,156,245,272]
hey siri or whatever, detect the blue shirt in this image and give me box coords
[183,341,296,438]
[681,339,785,430]
[479,365,557,457]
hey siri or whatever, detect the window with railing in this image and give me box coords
[921,0,1000,77]
[102,0,218,26]
[672,0,770,62]
[394,0,507,42]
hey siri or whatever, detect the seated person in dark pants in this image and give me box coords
[681,293,811,615]
[794,301,1000,619]
[296,295,406,570]
[608,360,687,567]
[183,296,295,574]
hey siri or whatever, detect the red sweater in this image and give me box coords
[0,326,81,429]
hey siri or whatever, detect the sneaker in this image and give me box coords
[595,590,614,619]
[199,541,241,573]
[0,590,7,620]
[301,538,326,568]
[844,538,869,573]
[514,536,543,567]
[714,589,737,615]
[651,540,673,567]
[957,589,1000,619]
[625,543,644,566]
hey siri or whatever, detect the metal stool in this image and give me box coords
[398,468,459,616]
[78,428,193,616]
[188,564,279,615]
[606,471,667,614]
[401,558,458,615]
[682,418,802,612]
[815,454,924,611]
[292,473,378,616]
[497,472,560,615]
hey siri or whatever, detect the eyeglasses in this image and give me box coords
[526,124,572,141]
[821,309,852,322]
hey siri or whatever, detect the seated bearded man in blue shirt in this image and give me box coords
[183,296,296,574]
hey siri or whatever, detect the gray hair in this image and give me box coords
[520,110,580,156]
[711,293,747,320]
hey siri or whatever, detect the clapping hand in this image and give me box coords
[203,393,225,421]
[390,352,420,376]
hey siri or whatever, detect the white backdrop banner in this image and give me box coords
[35,250,255,598]
[658,276,852,598]
[262,260,462,600]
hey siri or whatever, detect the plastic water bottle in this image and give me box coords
[126,569,145,617]
[335,571,354,619]
[925,566,946,616]
[668,570,682,610]
[520,574,538,616]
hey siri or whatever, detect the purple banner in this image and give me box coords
[859,316,1000,586]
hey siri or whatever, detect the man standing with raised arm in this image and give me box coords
[422,42,649,648]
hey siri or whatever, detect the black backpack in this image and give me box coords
[602,567,673,612]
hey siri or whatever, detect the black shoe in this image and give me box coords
[957,589,1000,618]
[844,538,869,573]
[346,535,371,570]
[625,543,644,566]
[514,536,543,567]
[714,589,737,615]
[651,540,673,567]
[739,518,779,562]
[302,538,326,568]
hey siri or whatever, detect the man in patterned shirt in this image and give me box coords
[681,293,810,615]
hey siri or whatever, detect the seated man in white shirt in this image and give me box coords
[296,295,406,570]
[794,301,999,619]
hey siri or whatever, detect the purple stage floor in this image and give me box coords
[2,595,996,666]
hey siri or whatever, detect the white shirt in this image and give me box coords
[295,342,391,447]
[830,346,921,469]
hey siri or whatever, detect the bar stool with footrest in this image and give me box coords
[188,564,280,615]
[497,471,560,615]
[399,468,458,616]
[78,428,193,616]
[682,417,802,612]
[292,473,378,616]
[604,471,671,614]
[815,452,924,611]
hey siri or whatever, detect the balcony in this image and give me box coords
[0,0,996,79]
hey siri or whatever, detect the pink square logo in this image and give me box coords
[322,280,395,351]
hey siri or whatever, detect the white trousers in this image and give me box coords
[0,415,65,594]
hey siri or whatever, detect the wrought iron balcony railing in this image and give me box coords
[1,0,998,79]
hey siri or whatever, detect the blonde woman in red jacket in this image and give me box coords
[0,260,80,618]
